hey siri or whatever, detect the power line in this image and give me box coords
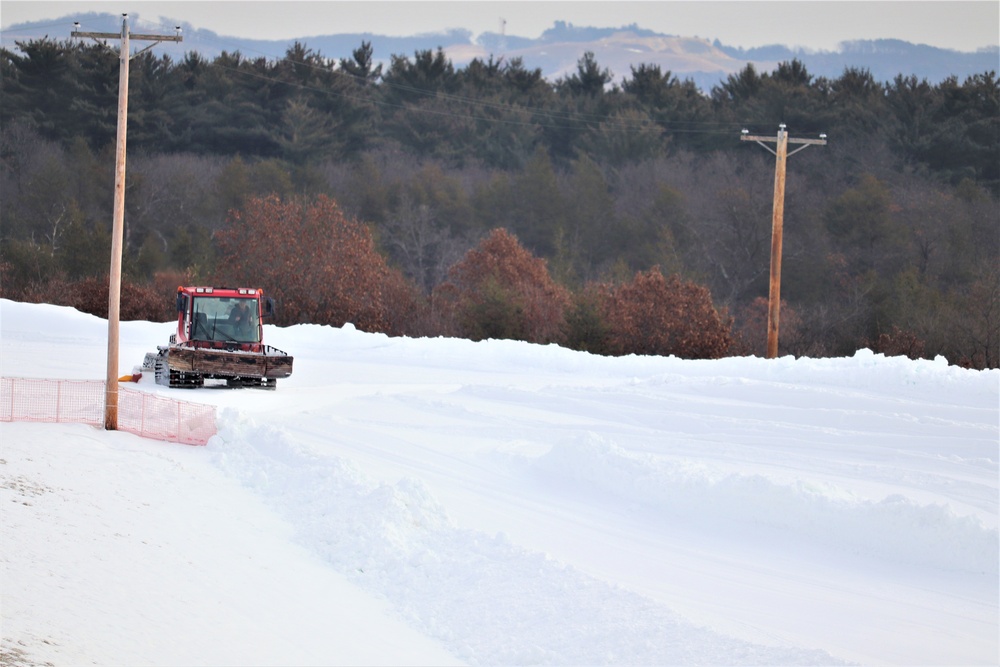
[202,52,744,138]
[116,18,748,137]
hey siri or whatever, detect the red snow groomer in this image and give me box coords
[144,286,293,389]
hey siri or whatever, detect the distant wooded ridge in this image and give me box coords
[4,13,997,91]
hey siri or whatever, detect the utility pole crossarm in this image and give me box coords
[73,25,182,59]
[741,133,826,157]
[73,30,182,42]
[741,134,827,146]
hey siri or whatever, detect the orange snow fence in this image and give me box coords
[0,377,216,446]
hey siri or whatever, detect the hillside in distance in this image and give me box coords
[3,14,997,90]
[452,27,752,91]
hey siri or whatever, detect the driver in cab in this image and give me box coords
[228,300,254,337]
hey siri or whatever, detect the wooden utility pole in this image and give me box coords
[741,125,826,358]
[73,16,182,430]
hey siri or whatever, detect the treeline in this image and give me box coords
[1,38,997,367]
[3,39,998,181]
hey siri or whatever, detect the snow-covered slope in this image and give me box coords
[2,299,997,665]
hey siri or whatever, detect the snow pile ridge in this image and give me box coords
[534,434,999,575]
[208,409,846,666]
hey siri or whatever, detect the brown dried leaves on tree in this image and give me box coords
[434,228,570,343]
[601,267,733,359]
[215,194,414,332]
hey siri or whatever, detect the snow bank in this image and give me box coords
[531,433,998,574]
[265,315,998,396]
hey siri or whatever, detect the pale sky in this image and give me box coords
[2,1,997,52]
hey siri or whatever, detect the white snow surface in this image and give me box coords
[1,298,997,666]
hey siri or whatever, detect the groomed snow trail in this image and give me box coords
[207,322,997,665]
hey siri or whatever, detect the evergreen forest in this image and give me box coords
[1,38,997,367]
